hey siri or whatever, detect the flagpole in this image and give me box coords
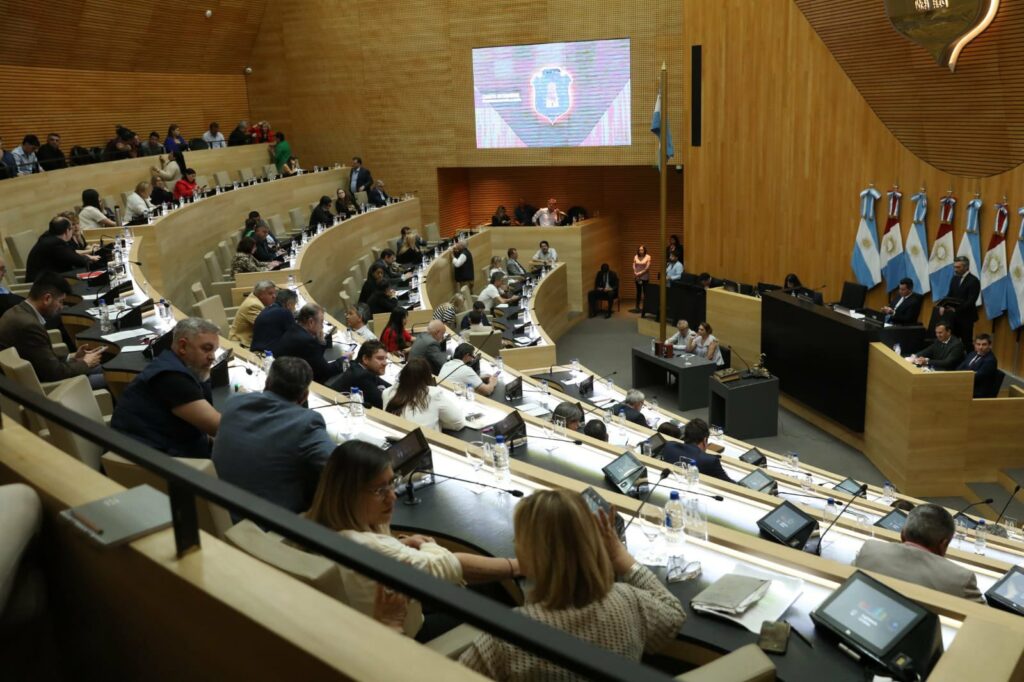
[658,62,669,342]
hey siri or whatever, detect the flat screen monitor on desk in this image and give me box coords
[739,468,777,495]
[482,410,528,454]
[757,500,816,549]
[873,509,908,533]
[833,478,866,498]
[812,571,943,680]
[602,452,646,496]
[389,428,432,477]
[739,447,768,467]
[504,376,522,402]
[985,566,1024,616]
[640,432,667,457]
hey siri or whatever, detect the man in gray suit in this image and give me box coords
[853,503,983,603]
[911,322,964,371]
[407,320,448,374]
[212,357,335,514]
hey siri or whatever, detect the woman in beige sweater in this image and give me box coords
[459,489,685,680]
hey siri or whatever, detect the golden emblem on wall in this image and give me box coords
[884,0,1000,72]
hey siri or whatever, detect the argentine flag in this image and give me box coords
[1008,209,1024,330]
[651,92,674,169]
[929,195,956,297]
[981,203,1010,320]
[880,189,905,292]
[905,191,930,294]
[851,187,882,288]
[958,197,983,306]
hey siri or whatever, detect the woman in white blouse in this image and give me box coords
[632,244,651,312]
[687,321,724,366]
[306,441,517,640]
[459,490,685,679]
[382,358,466,432]
[123,181,156,224]
[77,189,116,228]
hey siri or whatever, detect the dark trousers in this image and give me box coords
[635,279,647,309]
[588,289,616,316]
[952,318,975,348]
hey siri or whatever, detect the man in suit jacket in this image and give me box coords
[912,323,964,370]
[335,340,391,409]
[939,256,981,345]
[408,321,448,374]
[0,273,104,383]
[349,156,373,196]
[251,289,298,353]
[587,264,620,318]
[956,333,1000,397]
[853,503,984,603]
[368,180,389,207]
[659,419,733,484]
[229,280,277,347]
[883,278,923,325]
[613,389,649,428]
[269,304,343,387]
[25,216,98,282]
[212,357,335,515]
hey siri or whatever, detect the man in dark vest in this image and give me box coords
[112,317,222,457]
[451,240,475,293]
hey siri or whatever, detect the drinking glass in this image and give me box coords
[571,358,581,374]
[542,421,557,454]
[640,510,665,564]
[800,473,813,492]
[684,498,708,542]
[1003,517,1019,540]
[553,415,566,438]
[710,424,724,441]
[686,463,700,491]
[648,397,660,426]
[954,516,969,548]
[786,451,800,471]
[673,457,689,485]
[467,442,486,493]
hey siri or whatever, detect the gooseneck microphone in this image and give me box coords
[954,498,994,523]
[662,484,726,502]
[623,468,672,534]
[807,483,868,556]
[527,433,583,446]
[403,467,524,505]
[991,485,1022,538]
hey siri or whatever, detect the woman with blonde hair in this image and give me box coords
[459,489,684,678]
[449,291,469,314]
[307,441,517,640]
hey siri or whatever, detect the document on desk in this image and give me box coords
[700,563,803,633]
[518,402,549,417]
[101,328,151,342]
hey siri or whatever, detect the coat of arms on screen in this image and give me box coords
[531,67,573,124]
[884,0,1000,72]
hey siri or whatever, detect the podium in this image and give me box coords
[708,374,779,439]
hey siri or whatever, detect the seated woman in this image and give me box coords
[491,205,511,226]
[280,156,300,178]
[380,307,412,354]
[383,358,465,432]
[78,189,116,228]
[232,237,278,276]
[150,153,183,183]
[459,490,684,677]
[449,292,469,314]
[306,441,517,639]
[335,188,356,218]
[173,168,201,201]
[149,176,175,206]
[686,321,724,366]
[59,211,91,256]
[432,302,456,327]
[396,234,422,266]
[488,256,505,278]
[123,181,156,224]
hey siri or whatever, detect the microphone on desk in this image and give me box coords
[597,370,618,382]
[403,467,524,505]
[953,498,994,525]
[527,433,584,446]
[990,485,1021,538]
[295,278,313,288]
[662,484,726,502]
[805,483,868,556]
[623,468,672,534]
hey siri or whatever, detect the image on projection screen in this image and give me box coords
[472,38,631,149]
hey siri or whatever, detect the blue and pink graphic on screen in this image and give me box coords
[472,38,631,149]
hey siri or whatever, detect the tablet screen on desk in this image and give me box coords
[739,468,775,493]
[505,376,522,401]
[873,509,908,533]
[815,571,927,657]
[986,566,1024,615]
[602,452,644,492]
[833,477,866,497]
[389,428,432,477]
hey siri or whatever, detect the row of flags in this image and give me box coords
[851,186,1024,329]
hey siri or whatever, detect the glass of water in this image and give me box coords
[684,498,708,542]
[786,451,800,471]
[801,473,813,492]
[571,358,580,374]
[710,424,724,441]
[648,397,660,426]
[1003,517,1019,540]
[467,441,486,493]
[674,458,689,485]
[686,463,700,491]
[553,415,566,437]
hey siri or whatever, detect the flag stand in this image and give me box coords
[658,62,669,342]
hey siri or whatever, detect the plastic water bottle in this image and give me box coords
[263,350,274,376]
[99,298,112,333]
[495,356,504,374]
[975,520,987,555]
[158,298,168,322]
[493,435,510,485]
[883,480,894,502]
[824,498,837,522]
[664,491,686,553]
[288,274,296,289]
[350,387,364,419]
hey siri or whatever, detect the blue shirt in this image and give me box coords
[666,261,683,284]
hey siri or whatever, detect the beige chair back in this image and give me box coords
[357,254,372,281]
[288,207,307,233]
[102,195,118,213]
[194,175,210,190]
[354,190,369,207]
[262,164,278,180]
[338,290,351,313]
[203,252,232,287]
[459,285,473,304]
[341,276,357,304]
[191,281,208,303]
[5,229,37,270]
[101,453,233,539]
[424,222,440,243]
[0,346,51,433]
[468,330,501,356]
[675,644,775,682]
[267,214,288,239]
[42,376,105,470]
[214,171,232,188]
[370,246,382,262]
[239,167,255,182]
[216,241,233,274]
[193,296,229,332]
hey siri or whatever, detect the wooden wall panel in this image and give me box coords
[684,0,1024,377]
[794,0,1024,178]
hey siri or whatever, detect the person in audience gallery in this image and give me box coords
[123,181,157,224]
[687,321,724,366]
[588,263,619,318]
[659,420,733,483]
[513,198,536,226]
[173,168,201,201]
[910,322,964,370]
[439,343,498,396]
[408,320,449,374]
[139,131,165,157]
[532,197,565,226]
[0,272,104,385]
[368,180,390,207]
[491,205,512,226]
[111,317,221,457]
[478,272,520,312]
[251,288,299,353]
[632,245,651,313]
[665,319,696,347]
[380,307,413,355]
[460,301,491,330]
[335,188,357,218]
[232,237,278,276]
[164,124,189,154]
[103,126,137,162]
[383,357,466,432]
[309,195,334,233]
[552,402,584,432]
[248,120,274,144]
[202,121,226,149]
[272,132,292,172]
[395,225,427,253]
[280,156,300,178]
[349,156,373,195]
[10,134,42,175]
[268,303,343,388]
[459,489,685,678]
[307,440,518,640]
[0,137,17,180]
[25,216,98,282]
[583,419,609,442]
[396,233,423,266]
[956,333,999,398]
[452,241,475,292]
[666,234,683,266]
[696,272,714,289]
[77,189,116,228]
[212,357,334,514]
[853,503,984,602]
[230,280,278,347]
[613,389,648,428]
[228,120,249,147]
[37,132,66,171]
[665,251,683,287]
[882,277,922,325]
[336,340,391,409]
[531,240,558,267]
[345,304,377,342]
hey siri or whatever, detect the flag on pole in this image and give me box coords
[1007,208,1024,330]
[651,92,674,169]
[928,194,956,297]
[905,191,930,294]
[980,201,1010,320]
[957,197,983,306]
[880,188,905,292]
[851,186,882,288]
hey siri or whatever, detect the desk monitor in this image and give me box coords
[483,410,528,454]
[389,428,432,477]
[757,282,782,295]
[953,512,979,530]
[739,468,777,495]
[757,500,817,549]
[578,374,594,396]
[985,566,1024,616]
[142,330,173,360]
[722,279,739,293]
[739,447,767,467]
[833,477,867,498]
[504,376,523,402]
[739,283,756,297]
[640,432,667,457]
[812,571,942,680]
[209,348,233,389]
[873,509,908,533]
[602,452,646,496]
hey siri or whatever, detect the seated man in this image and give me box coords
[345,304,377,342]
[368,180,390,207]
[0,272,104,385]
[373,249,414,284]
[111,318,221,457]
[530,240,558,268]
[439,343,498,396]
[883,278,923,325]
[911,322,964,370]
[10,135,42,176]
[252,222,285,263]
[229,280,277,347]
[665,251,683,287]
[853,504,983,603]
[665,319,696,347]
[659,419,732,484]
[269,304,342,387]
[25,216,97,282]
[532,198,565,226]
[583,419,608,442]
[513,198,536,226]
[367,282,398,316]
[251,288,298,353]
[36,132,67,171]
[408,320,448,374]
[212,357,334,514]
[308,195,334,232]
[465,310,489,333]
[460,301,491,330]
[552,402,584,431]
[956,333,999,397]
[336,340,391,409]
[613,389,649,427]
[505,247,530,279]
[587,263,619,318]
[477,272,519,312]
